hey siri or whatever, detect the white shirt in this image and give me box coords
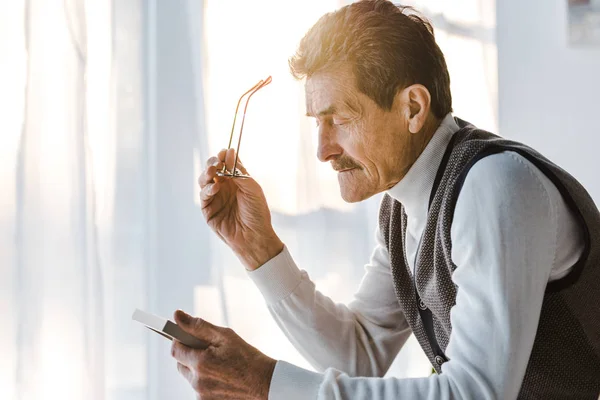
[248,113,585,399]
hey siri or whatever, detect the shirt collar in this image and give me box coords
[386,113,460,220]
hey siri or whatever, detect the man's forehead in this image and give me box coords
[305,84,336,115]
[305,73,356,116]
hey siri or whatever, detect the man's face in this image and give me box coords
[305,68,417,202]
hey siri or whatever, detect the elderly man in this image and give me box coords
[170,1,600,399]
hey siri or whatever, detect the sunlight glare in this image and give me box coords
[37,311,85,400]
[204,0,347,215]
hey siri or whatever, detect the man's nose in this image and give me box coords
[317,126,342,162]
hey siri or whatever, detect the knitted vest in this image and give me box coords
[379,118,600,399]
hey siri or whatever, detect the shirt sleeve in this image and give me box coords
[263,151,564,399]
[248,226,412,379]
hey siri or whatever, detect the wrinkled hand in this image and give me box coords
[171,310,277,400]
[199,148,283,270]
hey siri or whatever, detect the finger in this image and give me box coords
[224,148,248,175]
[172,340,203,368]
[198,166,216,189]
[217,148,227,162]
[198,164,223,188]
[199,181,220,203]
[177,362,193,382]
[174,310,224,345]
[205,156,219,169]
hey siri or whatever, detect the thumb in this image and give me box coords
[174,310,223,345]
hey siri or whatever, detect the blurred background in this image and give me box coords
[0,0,598,399]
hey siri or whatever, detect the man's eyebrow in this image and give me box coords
[306,105,336,117]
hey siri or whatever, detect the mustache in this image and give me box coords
[331,157,361,171]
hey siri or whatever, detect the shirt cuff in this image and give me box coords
[247,246,303,304]
[269,360,323,400]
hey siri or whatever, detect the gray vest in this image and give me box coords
[379,118,600,399]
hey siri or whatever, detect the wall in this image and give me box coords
[497,0,600,204]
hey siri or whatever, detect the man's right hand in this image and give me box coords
[198,148,283,271]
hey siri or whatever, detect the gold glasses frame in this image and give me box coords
[216,75,273,179]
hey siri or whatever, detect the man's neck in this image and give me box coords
[392,114,443,185]
[385,112,459,215]
[414,114,443,158]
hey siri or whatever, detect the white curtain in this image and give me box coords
[0,0,106,398]
[0,0,497,399]
[0,0,154,399]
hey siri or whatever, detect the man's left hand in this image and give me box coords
[170,310,277,400]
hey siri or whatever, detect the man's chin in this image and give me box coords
[337,171,377,203]
[340,192,361,203]
[338,185,371,203]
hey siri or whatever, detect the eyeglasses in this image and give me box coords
[217,76,273,179]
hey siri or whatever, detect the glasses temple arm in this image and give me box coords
[233,76,272,173]
[226,80,264,150]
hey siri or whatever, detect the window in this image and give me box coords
[0,0,497,398]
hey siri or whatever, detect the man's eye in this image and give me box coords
[314,118,345,128]
[315,119,332,127]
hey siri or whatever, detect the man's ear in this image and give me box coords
[397,84,432,134]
